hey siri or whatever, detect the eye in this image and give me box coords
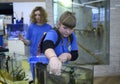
[63,27,67,29]
[35,14,41,16]
[62,26,67,29]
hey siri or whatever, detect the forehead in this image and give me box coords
[61,24,74,30]
[34,10,40,14]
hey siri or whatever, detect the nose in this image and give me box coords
[36,15,39,17]
[66,29,71,34]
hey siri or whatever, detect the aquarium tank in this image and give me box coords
[7,24,28,40]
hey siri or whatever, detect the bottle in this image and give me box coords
[21,12,24,23]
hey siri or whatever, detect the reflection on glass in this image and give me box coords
[53,0,110,65]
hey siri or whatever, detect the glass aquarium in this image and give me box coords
[53,0,110,65]
[7,24,28,40]
[36,63,94,84]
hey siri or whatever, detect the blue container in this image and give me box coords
[28,54,49,81]
[28,54,49,64]
[0,35,3,47]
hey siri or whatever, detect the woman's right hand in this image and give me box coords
[49,56,62,76]
[18,33,24,41]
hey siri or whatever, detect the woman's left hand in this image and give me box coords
[58,53,71,63]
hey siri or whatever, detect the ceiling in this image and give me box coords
[73,0,105,8]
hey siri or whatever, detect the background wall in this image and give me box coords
[13,2,46,25]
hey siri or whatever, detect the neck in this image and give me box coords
[37,23,43,25]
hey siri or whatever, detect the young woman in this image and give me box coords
[42,11,79,76]
[19,6,52,83]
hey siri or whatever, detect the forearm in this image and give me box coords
[44,48,57,60]
[43,40,57,59]
[21,38,30,46]
[19,34,30,45]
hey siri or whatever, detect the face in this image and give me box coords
[59,24,74,37]
[34,10,41,23]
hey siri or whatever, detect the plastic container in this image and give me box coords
[28,55,49,64]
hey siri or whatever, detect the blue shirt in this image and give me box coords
[44,29,78,57]
[26,23,52,56]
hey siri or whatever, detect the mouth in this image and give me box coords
[63,34,69,37]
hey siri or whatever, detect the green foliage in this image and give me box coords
[0,66,25,83]
[0,70,13,84]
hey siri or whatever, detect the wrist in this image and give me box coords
[49,56,57,60]
[67,54,71,60]
[20,38,24,42]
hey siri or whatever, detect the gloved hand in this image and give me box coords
[49,56,62,76]
[58,53,71,63]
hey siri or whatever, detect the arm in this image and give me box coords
[58,50,78,62]
[59,33,79,62]
[43,40,57,59]
[69,33,79,61]
[44,48,57,59]
[18,33,30,45]
[70,50,78,61]
[43,40,62,75]
[18,24,32,46]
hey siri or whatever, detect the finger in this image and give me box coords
[55,70,61,76]
[51,63,59,75]
[55,62,62,75]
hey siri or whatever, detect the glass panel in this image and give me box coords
[36,63,94,84]
[53,0,110,65]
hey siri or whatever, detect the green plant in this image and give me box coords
[0,65,25,83]
[0,69,13,84]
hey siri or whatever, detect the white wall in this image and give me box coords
[13,2,46,25]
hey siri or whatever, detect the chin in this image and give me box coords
[64,35,69,37]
